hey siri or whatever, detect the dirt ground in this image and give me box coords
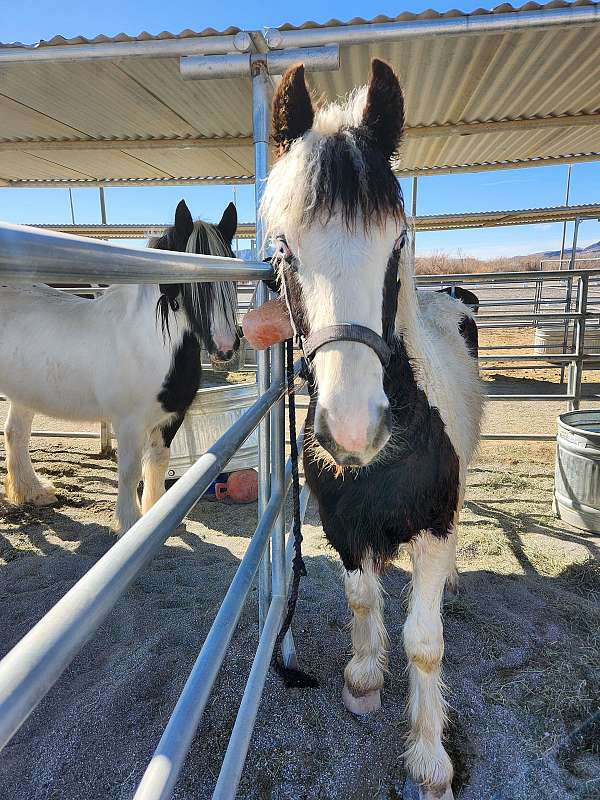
[1,385,599,800]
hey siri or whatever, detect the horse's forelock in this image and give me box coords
[262,91,405,242]
[151,219,238,346]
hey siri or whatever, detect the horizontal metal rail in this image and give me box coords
[481,433,556,441]
[416,266,600,285]
[0,222,272,284]
[0,375,287,752]
[0,428,100,439]
[477,311,585,321]
[484,393,574,401]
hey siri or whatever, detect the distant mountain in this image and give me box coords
[518,240,600,260]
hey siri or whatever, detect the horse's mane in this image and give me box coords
[262,87,405,242]
[150,219,237,342]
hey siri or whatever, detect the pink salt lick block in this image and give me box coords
[242,298,293,350]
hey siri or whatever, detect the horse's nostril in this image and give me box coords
[373,404,392,449]
[314,409,336,455]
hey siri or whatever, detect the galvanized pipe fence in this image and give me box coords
[0,219,310,798]
[419,266,600,440]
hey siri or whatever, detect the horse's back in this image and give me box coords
[411,291,483,467]
[0,283,170,423]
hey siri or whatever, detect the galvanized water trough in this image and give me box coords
[554,409,600,532]
[167,382,259,480]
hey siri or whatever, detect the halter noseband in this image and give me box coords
[272,232,406,370]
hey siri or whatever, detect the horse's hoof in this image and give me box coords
[420,787,454,800]
[32,491,58,507]
[446,569,460,596]
[403,779,454,800]
[6,488,57,507]
[342,683,381,715]
[110,518,139,536]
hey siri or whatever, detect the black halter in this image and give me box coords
[271,232,407,372]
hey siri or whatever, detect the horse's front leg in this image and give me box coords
[403,531,456,800]
[111,419,145,535]
[141,425,171,514]
[4,402,57,506]
[342,553,388,715]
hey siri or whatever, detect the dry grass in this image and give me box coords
[415,251,599,276]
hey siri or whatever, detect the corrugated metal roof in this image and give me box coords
[0,2,598,186]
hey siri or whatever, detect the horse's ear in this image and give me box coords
[362,59,404,161]
[217,202,237,243]
[272,64,314,154]
[174,200,194,241]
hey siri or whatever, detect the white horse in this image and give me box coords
[262,62,483,798]
[0,201,239,534]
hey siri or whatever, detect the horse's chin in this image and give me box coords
[333,451,372,469]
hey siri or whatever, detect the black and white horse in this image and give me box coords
[0,201,239,534]
[262,62,483,799]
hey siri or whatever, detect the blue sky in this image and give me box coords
[1,0,599,259]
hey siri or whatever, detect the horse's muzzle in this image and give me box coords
[214,349,235,363]
[314,404,392,467]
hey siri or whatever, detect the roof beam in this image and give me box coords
[0,33,252,64]
[414,203,600,231]
[4,175,254,188]
[2,112,599,153]
[2,150,599,186]
[396,152,600,177]
[0,136,254,152]
[406,113,600,139]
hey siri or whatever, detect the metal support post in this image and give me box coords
[568,274,588,411]
[563,216,581,391]
[411,176,418,261]
[99,421,113,456]
[557,165,572,379]
[253,61,272,632]
[99,186,107,225]
[97,187,113,455]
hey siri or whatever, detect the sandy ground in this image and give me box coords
[1,392,599,799]
[1,330,600,800]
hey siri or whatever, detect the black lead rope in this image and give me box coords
[271,338,319,689]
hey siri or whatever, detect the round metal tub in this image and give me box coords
[534,323,600,362]
[167,382,258,480]
[554,409,600,532]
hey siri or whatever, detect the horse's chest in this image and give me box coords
[156,332,202,415]
[303,345,460,571]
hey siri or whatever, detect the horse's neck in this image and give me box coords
[393,260,429,385]
[394,257,421,337]
[101,284,163,323]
